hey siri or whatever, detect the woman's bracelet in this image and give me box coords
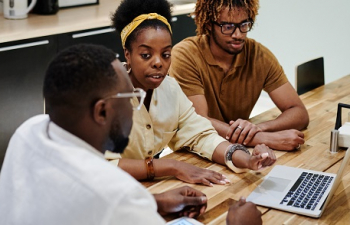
[145,157,155,180]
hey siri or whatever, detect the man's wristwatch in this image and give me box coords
[224,144,250,172]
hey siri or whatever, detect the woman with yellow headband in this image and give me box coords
[106,0,276,187]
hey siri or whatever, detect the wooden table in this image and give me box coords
[142,75,350,224]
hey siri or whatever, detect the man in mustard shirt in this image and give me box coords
[169,0,309,151]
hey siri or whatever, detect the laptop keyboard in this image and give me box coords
[280,172,333,210]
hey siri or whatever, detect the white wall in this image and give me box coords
[249,0,350,88]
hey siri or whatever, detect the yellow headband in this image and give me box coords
[120,13,172,48]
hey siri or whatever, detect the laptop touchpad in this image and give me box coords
[258,176,291,192]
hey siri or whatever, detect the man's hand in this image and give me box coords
[174,161,230,186]
[154,186,207,218]
[226,197,262,225]
[248,144,276,170]
[256,129,305,151]
[226,119,262,145]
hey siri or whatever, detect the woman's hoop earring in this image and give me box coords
[122,62,131,74]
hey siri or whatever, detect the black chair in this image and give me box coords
[295,57,325,95]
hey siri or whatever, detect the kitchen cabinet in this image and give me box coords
[56,13,197,60]
[57,27,125,61]
[0,36,57,169]
[0,29,122,170]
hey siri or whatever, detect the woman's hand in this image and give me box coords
[248,144,276,170]
[174,161,230,186]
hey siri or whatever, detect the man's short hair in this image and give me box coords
[43,44,117,113]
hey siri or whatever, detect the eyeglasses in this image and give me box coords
[104,88,146,110]
[212,20,253,35]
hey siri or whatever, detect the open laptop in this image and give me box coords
[247,147,350,218]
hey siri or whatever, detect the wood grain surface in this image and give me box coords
[143,75,350,224]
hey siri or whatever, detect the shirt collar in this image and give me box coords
[200,35,246,68]
[47,120,104,159]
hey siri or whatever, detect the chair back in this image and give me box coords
[295,57,325,95]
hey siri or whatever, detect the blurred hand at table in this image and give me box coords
[226,197,262,225]
[226,119,262,145]
[248,144,276,170]
[154,186,207,218]
[174,161,230,187]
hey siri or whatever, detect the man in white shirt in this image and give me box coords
[0,44,262,225]
[0,44,211,224]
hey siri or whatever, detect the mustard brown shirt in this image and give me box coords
[169,35,288,123]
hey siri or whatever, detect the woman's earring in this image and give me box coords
[122,62,131,74]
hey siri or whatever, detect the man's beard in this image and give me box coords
[103,124,130,154]
[212,29,244,55]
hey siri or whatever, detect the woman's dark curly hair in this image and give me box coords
[111,0,173,51]
[194,0,259,36]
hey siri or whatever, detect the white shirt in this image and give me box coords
[0,115,165,225]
